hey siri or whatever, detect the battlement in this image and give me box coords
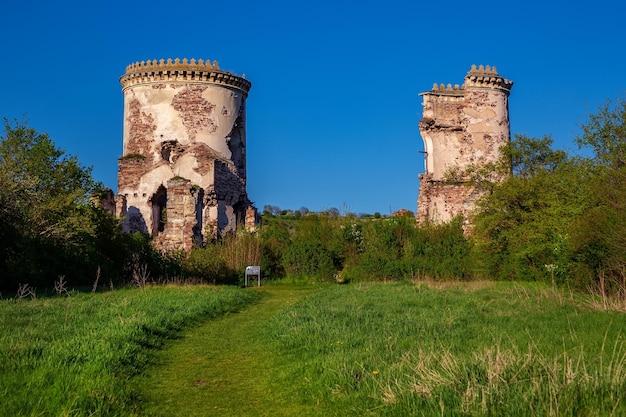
[421,82,464,98]
[467,64,499,75]
[422,65,512,96]
[120,58,252,95]
[464,64,513,93]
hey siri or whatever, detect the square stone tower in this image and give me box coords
[416,65,513,227]
[116,58,257,251]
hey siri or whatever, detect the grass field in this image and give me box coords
[261,281,626,416]
[2,281,625,416]
[0,285,260,416]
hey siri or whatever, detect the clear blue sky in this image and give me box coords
[1,0,624,215]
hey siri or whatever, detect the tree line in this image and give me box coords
[473,95,626,295]
[1,95,625,295]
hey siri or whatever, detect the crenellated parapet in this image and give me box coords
[120,58,252,96]
[125,57,222,73]
[423,65,513,96]
[464,64,513,94]
[429,83,464,94]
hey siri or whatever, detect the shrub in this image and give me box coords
[282,241,337,281]
[183,246,235,284]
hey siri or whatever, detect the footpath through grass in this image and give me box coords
[3,281,626,416]
[139,281,626,417]
[138,285,324,417]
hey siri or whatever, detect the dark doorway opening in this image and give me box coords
[151,186,167,235]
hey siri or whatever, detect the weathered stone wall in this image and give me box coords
[154,178,202,252]
[417,65,513,226]
[416,181,486,227]
[116,58,257,251]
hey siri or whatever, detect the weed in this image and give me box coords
[92,265,100,293]
[15,283,35,299]
[54,275,69,296]
[587,270,626,312]
[132,262,150,288]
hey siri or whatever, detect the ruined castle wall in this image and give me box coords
[212,159,247,233]
[461,87,510,171]
[154,178,201,252]
[419,91,465,180]
[417,65,513,226]
[116,58,254,251]
[416,182,486,225]
[122,83,245,163]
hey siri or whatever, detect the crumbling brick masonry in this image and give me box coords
[115,58,257,251]
[416,65,513,228]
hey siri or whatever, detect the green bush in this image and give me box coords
[0,120,182,291]
[282,241,337,281]
[341,214,472,282]
[258,220,291,280]
[183,246,237,285]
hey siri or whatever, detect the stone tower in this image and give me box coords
[416,65,513,226]
[116,58,256,251]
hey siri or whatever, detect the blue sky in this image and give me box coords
[1,0,624,215]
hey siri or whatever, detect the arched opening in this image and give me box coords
[233,200,247,226]
[150,186,167,235]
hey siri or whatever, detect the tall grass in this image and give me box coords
[263,281,626,416]
[184,230,261,284]
[0,285,259,416]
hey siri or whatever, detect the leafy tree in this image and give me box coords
[472,135,589,283]
[0,119,101,287]
[577,95,626,169]
[325,207,340,217]
[0,169,26,269]
[262,205,281,216]
[506,134,568,178]
[0,119,171,289]
[472,95,626,292]
[0,118,99,241]
[568,95,626,289]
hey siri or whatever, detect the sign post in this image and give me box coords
[244,266,261,287]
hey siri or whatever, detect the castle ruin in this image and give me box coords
[114,58,256,251]
[416,65,513,227]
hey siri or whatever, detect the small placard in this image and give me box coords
[244,266,261,287]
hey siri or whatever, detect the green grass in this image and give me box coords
[263,281,626,416]
[138,285,323,417]
[3,281,626,416]
[0,285,259,416]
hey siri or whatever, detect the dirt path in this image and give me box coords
[138,286,320,417]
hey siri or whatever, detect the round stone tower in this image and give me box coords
[116,58,255,251]
[417,65,513,227]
